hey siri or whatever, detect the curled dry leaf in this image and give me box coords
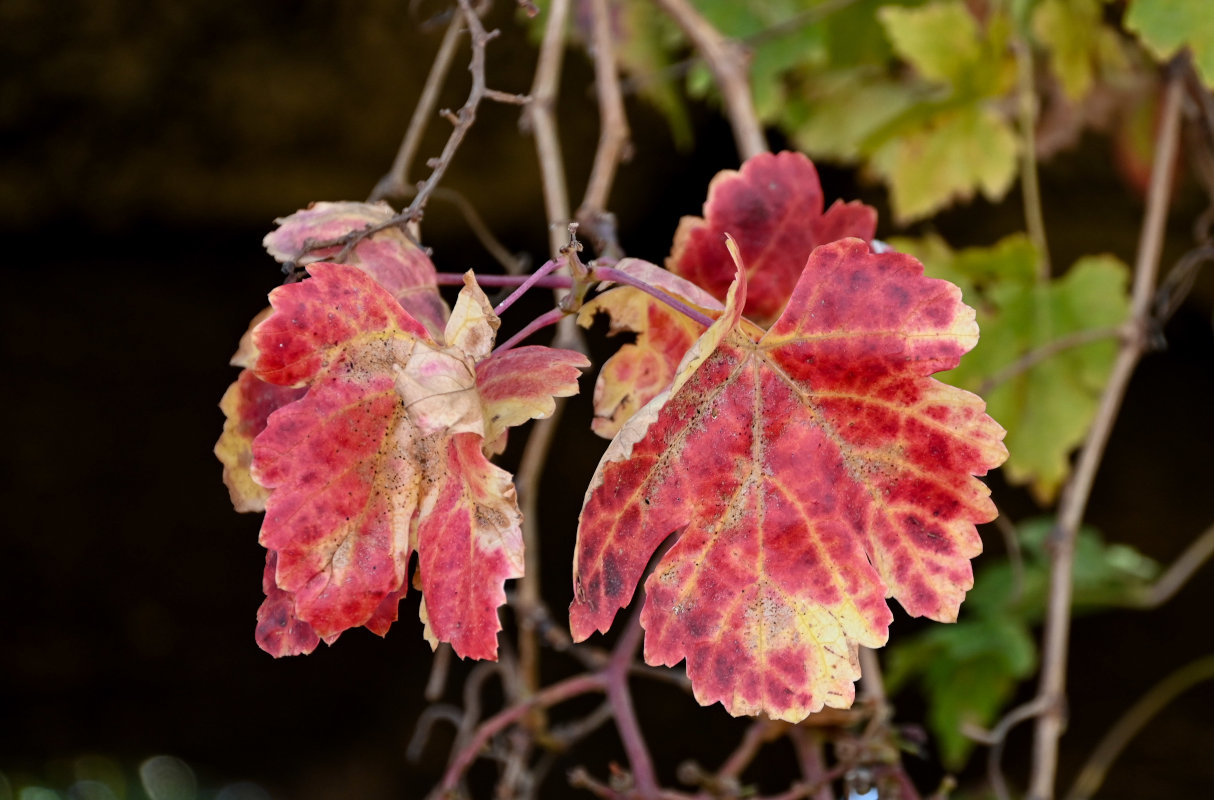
[571,238,1007,721]
[578,259,723,439]
[263,200,449,336]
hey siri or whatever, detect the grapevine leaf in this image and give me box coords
[878,1,983,87]
[216,307,308,512]
[1031,0,1104,101]
[887,517,1159,767]
[216,369,306,512]
[793,71,918,162]
[668,151,877,325]
[886,615,1036,769]
[249,264,585,659]
[478,347,592,446]
[1125,0,1214,88]
[255,550,321,657]
[263,200,449,335]
[868,105,1018,224]
[902,236,1131,502]
[578,259,723,438]
[571,238,1007,721]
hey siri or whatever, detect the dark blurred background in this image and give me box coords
[3,1,1213,799]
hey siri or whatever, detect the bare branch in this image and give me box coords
[435,672,609,795]
[1138,521,1214,608]
[526,0,573,256]
[578,0,633,255]
[654,0,767,161]
[1063,655,1214,800]
[370,11,465,202]
[977,325,1127,395]
[1027,57,1188,800]
[1012,36,1051,278]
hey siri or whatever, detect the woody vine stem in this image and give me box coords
[236,3,1214,799]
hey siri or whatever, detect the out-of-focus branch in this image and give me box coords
[370,11,465,202]
[1063,655,1214,800]
[1027,56,1187,800]
[434,672,609,796]
[577,0,632,258]
[525,0,573,257]
[654,0,767,161]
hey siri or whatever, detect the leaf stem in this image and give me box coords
[591,266,716,328]
[492,258,563,316]
[1012,36,1051,279]
[434,271,573,289]
[492,307,567,354]
[1026,56,1187,800]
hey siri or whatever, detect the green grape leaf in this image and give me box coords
[793,70,919,162]
[869,105,1019,224]
[888,516,1159,768]
[1031,0,1104,101]
[879,1,985,87]
[899,237,1131,502]
[1125,0,1214,87]
[886,615,1036,769]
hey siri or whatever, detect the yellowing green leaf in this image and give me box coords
[879,1,983,86]
[793,70,918,162]
[869,105,1019,224]
[1126,0,1214,87]
[907,237,1132,502]
[1032,0,1103,100]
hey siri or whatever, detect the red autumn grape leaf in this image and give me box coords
[571,238,1007,721]
[215,308,307,512]
[668,151,877,325]
[263,200,449,336]
[216,370,307,512]
[256,550,321,657]
[250,264,586,659]
[578,259,724,438]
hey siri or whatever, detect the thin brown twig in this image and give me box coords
[1137,521,1214,608]
[992,511,1026,606]
[526,0,573,257]
[370,11,465,202]
[1063,655,1214,800]
[1026,57,1188,800]
[970,695,1053,800]
[718,719,785,782]
[1013,37,1051,279]
[790,728,834,800]
[404,0,496,222]
[424,642,453,701]
[303,0,511,263]
[605,602,660,798]
[654,0,767,160]
[577,0,632,253]
[430,185,530,273]
[977,325,1127,395]
[858,647,886,706]
[436,672,609,794]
